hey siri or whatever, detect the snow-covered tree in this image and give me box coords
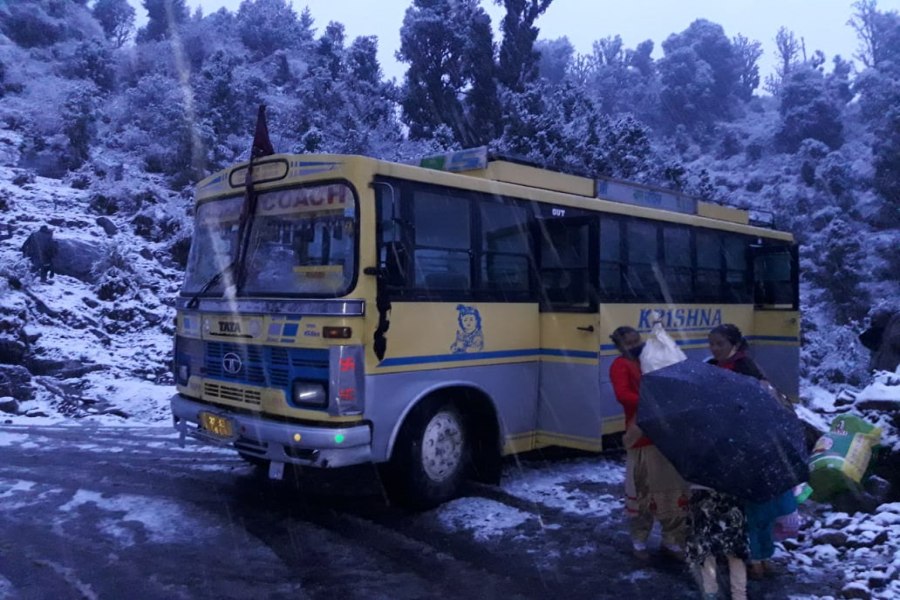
[776,66,845,152]
[731,34,762,101]
[236,0,310,59]
[62,39,116,92]
[764,26,803,93]
[495,0,553,93]
[92,0,136,48]
[136,0,189,43]
[397,0,500,146]
[535,37,574,85]
[581,35,658,121]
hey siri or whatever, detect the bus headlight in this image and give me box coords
[292,381,328,408]
[176,363,190,386]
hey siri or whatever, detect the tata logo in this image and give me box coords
[222,352,243,375]
[219,322,242,334]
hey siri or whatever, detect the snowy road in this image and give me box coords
[0,425,843,599]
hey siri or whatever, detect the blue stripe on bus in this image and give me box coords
[636,326,722,333]
[539,349,599,359]
[377,348,598,367]
[745,335,799,343]
[377,336,799,367]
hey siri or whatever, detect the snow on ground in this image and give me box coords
[501,456,624,519]
[435,497,535,541]
[58,489,208,547]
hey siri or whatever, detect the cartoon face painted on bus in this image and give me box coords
[450,304,484,354]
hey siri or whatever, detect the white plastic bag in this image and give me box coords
[639,320,687,373]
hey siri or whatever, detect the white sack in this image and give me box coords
[639,320,687,373]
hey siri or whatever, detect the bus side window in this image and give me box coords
[599,218,622,299]
[480,200,531,296]
[695,229,722,302]
[753,245,797,308]
[623,220,660,301]
[662,225,692,302]
[537,218,592,311]
[412,189,472,292]
[723,234,752,303]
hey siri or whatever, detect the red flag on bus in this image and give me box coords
[251,104,275,158]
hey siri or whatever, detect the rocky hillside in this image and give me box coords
[0,133,185,423]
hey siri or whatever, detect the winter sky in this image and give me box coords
[126,0,900,84]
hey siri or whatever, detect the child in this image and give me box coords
[685,485,749,600]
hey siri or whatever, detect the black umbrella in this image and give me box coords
[636,360,808,503]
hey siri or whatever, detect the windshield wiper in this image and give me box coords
[186,261,234,309]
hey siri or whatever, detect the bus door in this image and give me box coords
[533,214,603,451]
[751,242,800,398]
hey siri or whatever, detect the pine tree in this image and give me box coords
[92,0,135,48]
[397,0,500,147]
[136,0,189,43]
[496,0,553,93]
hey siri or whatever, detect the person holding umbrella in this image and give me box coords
[707,324,798,580]
[609,326,689,562]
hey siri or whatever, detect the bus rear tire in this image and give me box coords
[382,400,469,510]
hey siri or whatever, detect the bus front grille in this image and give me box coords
[203,382,262,406]
[204,342,329,391]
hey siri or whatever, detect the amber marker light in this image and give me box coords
[323,326,352,339]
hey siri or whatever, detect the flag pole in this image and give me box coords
[234,105,275,291]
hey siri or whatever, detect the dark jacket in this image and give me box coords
[708,351,765,380]
[22,229,56,266]
[873,313,900,373]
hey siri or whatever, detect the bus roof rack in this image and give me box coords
[408,146,776,229]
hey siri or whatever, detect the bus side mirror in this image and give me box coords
[384,241,408,287]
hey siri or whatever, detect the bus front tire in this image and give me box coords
[383,400,469,510]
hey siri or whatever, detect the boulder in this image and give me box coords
[96,216,118,237]
[0,364,33,400]
[132,213,154,240]
[812,529,848,547]
[0,336,26,364]
[0,396,18,414]
[841,581,871,599]
[25,357,67,375]
[53,237,105,283]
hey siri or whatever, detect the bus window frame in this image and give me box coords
[534,214,598,313]
[598,216,624,301]
[751,241,799,310]
[375,178,537,304]
[237,178,361,300]
[373,176,789,309]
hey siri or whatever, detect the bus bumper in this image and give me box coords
[170,394,373,469]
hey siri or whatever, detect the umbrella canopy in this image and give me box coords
[636,360,808,503]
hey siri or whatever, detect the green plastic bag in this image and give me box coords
[808,415,882,502]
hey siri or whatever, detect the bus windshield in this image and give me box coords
[242,183,356,296]
[182,195,243,294]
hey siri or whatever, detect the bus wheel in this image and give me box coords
[385,400,469,509]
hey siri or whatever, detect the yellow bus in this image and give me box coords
[171,145,799,508]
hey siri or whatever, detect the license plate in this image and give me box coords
[199,412,234,439]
